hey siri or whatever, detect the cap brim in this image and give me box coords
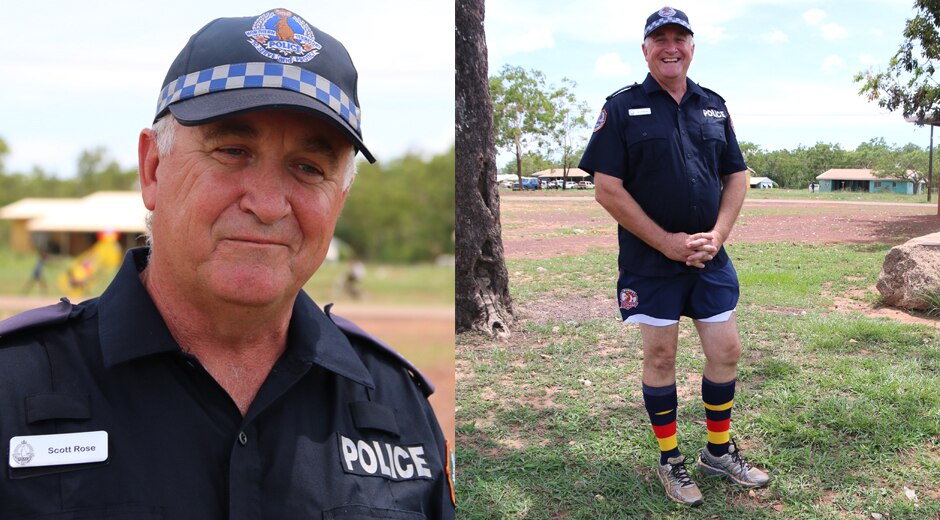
[165,88,376,163]
[644,21,694,39]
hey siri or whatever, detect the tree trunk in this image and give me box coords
[455,0,513,336]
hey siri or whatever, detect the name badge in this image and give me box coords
[9,431,108,468]
[628,108,652,116]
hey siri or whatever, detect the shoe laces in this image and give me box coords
[727,439,752,473]
[668,459,696,487]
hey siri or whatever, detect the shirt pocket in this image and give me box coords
[625,125,668,147]
[701,123,726,143]
[323,505,425,519]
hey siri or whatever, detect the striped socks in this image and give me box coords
[702,377,735,457]
[642,383,680,465]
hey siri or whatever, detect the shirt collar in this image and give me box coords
[98,247,374,389]
[641,73,706,99]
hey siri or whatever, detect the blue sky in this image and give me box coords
[0,1,453,177]
[485,0,928,167]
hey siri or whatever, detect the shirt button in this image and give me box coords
[238,431,248,446]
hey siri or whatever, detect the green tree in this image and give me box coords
[855,0,940,123]
[76,147,138,193]
[872,143,929,189]
[489,65,558,184]
[549,78,591,189]
[853,137,893,168]
[336,148,455,263]
[0,136,8,175]
[498,150,556,176]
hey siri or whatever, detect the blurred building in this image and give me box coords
[0,191,147,255]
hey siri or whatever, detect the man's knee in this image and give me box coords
[709,338,742,366]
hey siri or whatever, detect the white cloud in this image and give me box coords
[822,54,846,74]
[869,28,885,38]
[500,24,556,55]
[803,8,826,26]
[761,30,789,44]
[594,53,632,78]
[859,53,880,67]
[821,23,849,40]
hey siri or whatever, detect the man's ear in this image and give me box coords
[138,128,160,211]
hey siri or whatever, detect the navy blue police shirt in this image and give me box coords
[0,247,455,520]
[579,73,748,276]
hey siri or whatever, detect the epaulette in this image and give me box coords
[0,298,73,339]
[699,84,726,103]
[327,308,436,398]
[606,83,640,101]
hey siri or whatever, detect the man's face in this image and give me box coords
[141,110,354,308]
[642,25,695,85]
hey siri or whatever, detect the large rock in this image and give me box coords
[877,231,940,310]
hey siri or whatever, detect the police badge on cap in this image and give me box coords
[644,6,694,38]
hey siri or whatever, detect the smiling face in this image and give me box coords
[138,110,354,309]
[642,25,695,87]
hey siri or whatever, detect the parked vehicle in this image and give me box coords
[578,181,594,189]
[564,181,578,189]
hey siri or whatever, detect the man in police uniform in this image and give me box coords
[0,8,455,519]
[579,7,769,506]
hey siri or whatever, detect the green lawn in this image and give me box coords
[0,247,454,307]
[456,242,940,519]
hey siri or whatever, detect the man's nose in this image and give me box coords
[239,162,291,224]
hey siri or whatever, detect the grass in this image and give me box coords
[0,246,454,308]
[456,241,940,519]
[743,188,931,204]
[918,288,940,318]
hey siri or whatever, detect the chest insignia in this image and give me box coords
[703,108,727,119]
[338,433,433,481]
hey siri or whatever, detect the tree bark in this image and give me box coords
[455,0,513,336]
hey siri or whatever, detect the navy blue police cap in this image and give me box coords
[644,6,694,39]
[155,8,375,163]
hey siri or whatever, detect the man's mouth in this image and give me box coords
[663,58,680,63]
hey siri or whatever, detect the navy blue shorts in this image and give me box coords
[616,261,740,326]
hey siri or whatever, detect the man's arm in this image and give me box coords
[685,169,748,265]
[594,172,712,267]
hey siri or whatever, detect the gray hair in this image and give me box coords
[144,115,359,248]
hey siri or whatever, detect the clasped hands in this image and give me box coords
[662,230,723,269]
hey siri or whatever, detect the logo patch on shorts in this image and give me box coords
[619,288,639,309]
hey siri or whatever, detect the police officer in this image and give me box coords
[0,8,454,519]
[579,7,769,507]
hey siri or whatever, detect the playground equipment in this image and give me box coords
[58,231,123,299]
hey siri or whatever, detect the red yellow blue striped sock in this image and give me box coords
[702,377,735,457]
[643,383,680,465]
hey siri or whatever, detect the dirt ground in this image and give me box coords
[500,196,940,328]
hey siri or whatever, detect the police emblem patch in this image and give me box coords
[593,109,607,133]
[659,6,677,17]
[619,288,639,310]
[245,9,322,64]
[11,440,34,466]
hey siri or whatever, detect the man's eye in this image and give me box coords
[219,147,246,157]
[297,163,324,178]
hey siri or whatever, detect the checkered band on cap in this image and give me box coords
[155,62,361,133]
[644,16,693,37]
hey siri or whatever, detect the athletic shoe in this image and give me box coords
[656,455,704,506]
[697,438,770,488]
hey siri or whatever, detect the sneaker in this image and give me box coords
[656,455,704,506]
[697,438,770,488]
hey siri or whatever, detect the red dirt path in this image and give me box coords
[501,197,940,260]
